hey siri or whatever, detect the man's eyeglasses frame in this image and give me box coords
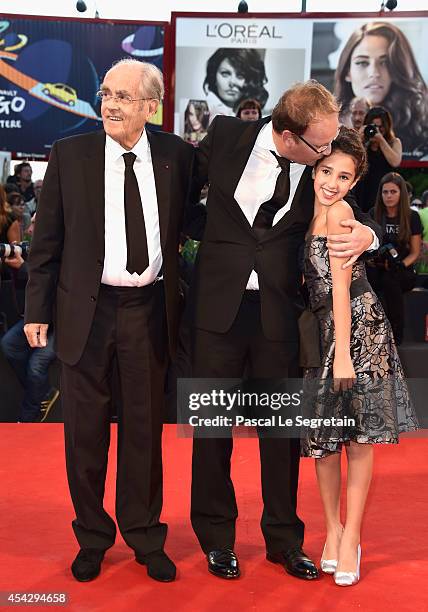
[293,128,341,155]
[96,91,156,105]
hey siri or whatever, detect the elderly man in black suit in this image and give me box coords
[189,80,381,580]
[24,59,193,583]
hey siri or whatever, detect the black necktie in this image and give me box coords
[123,152,149,275]
[253,151,291,234]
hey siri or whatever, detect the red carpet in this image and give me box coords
[0,425,427,611]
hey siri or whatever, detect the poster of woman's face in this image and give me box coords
[311,19,428,160]
[202,48,269,115]
[175,45,306,134]
[174,17,312,137]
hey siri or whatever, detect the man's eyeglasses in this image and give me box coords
[96,91,155,105]
[295,134,330,154]
[294,130,340,155]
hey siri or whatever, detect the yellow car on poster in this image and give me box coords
[42,83,77,106]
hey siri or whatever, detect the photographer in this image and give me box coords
[354,106,402,212]
[367,172,422,345]
[0,219,58,422]
[0,184,20,247]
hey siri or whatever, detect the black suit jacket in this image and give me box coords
[25,129,194,365]
[189,116,382,343]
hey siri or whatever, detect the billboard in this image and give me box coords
[173,17,312,146]
[311,17,428,161]
[172,13,428,162]
[0,15,167,155]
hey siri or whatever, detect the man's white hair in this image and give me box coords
[108,58,164,101]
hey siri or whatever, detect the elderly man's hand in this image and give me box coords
[327,219,373,269]
[4,253,24,269]
[24,323,49,348]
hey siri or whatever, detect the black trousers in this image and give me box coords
[61,282,168,555]
[191,291,304,554]
[366,265,416,343]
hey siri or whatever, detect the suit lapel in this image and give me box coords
[224,117,270,194]
[147,129,171,251]
[83,130,105,254]
[228,116,271,192]
[222,117,271,230]
[220,117,314,237]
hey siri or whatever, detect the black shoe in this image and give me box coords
[207,549,240,579]
[267,547,319,580]
[71,548,105,582]
[135,550,176,582]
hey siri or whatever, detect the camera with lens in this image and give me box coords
[0,242,30,260]
[363,123,378,141]
[376,243,404,270]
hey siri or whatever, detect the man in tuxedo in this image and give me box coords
[24,60,193,582]
[189,80,381,579]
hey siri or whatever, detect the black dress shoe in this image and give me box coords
[135,550,176,582]
[207,549,240,579]
[71,548,105,582]
[267,547,319,580]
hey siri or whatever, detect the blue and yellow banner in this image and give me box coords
[0,15,166,155]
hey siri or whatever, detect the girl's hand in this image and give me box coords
[333,356,356,392]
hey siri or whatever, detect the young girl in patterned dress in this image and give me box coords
[301,126,418,586]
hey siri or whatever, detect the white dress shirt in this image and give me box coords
[101,131,162,287]
[234,121,378,290]
[235,122,306,290]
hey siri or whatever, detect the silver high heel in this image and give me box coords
[320,544,338,574]
[334,544,361,586]
[321,527,343,574]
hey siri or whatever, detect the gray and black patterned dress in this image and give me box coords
[300,235,419,458]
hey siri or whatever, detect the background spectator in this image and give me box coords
[235,98,262,122]
[367,172,422,344]
[0,244,58,422]
[416,191,428,273]
[6,162,35,203]
[354,106,402,212]
[7,192,31,241]
[344,96,370,130]
[410,197,423,212]
[0,184,20,245]
[421,190,428,211]
[26,179,43,216]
